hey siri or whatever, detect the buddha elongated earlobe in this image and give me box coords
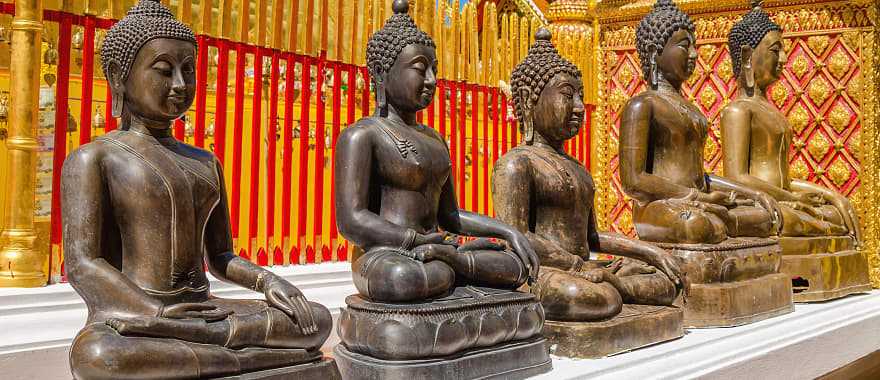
[108,65,124,118]
[376,75,388,117]
[649,46,660,90]
[111,90,124,118]
[741,45,755,96]
[518,87,534,145]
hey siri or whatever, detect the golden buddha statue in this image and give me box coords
[492,29,685,358]
[62,1,337,378]
[720,0,871,302]
[618,0,793,327]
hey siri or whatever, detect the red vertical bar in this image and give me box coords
[360,67,370,118]
[437,81,446,137]
[448,82,458,196]
[104,88,116,132]
[491,88,499,166]
[282,54,296,261]
[427,91,435,129]
[248,49,264,258]
[314,58,327,262]
[347,66,356,126]
[501,95,508,155]
[79,16,95,145]
[214,41,230,164]
[584,104,593,168]
[297,58,312,260]
[330,64,342,260]
[173,118,185,140]
[49,15,72,251]
[458,83,467,208]
[231,44,247,241]
[267,51,280,263]
[481,87,489,214]
[194,35,209,148]
[470,85,479,213]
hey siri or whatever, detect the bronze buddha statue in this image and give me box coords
[332,1,549,378]
[492,29,685,358]
[720,0,871,301]
[618,0,793,327]
[62,1,337,378]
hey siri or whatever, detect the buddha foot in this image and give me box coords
[333,336,551,380]
[213,357,341,380]
[337,286,545,360]
[543,304,683,359]
[779,236,871,303]
[653,238,793,327]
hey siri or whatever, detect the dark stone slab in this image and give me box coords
[333,337,552,380]
[213,358,341,380]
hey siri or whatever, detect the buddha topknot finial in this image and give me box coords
[728,0,781,76]
[100,0,196,82]
[635,0,694,81]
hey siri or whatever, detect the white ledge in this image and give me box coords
[1,264,878,379]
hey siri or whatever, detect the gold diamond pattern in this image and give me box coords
[717,59,733,83]
[791,54,810,78]
[808,35,830,57]
[850,130,861,158]
[618,64,634,88]
[606,51,619,72]
[828,104,852,133]
[841,32,859,53]
[609,88,627,113]
[704,134,717,160]
[808,77,831,106]
[788,104,810,134]
[699,45,717,64]
[700,86,718,110]
[808,133,830,161]
[791,159,810,180]
[771,84,788,108]
[606,189,619,213]
[617,209,633,234]
[847,73,861,102]
[828,159,850,187]
[828,50,852,79]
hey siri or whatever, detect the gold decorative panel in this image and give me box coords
[593,0,880,287]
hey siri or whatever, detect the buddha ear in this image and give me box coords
[517,87,532,115]
[106,62,125,118]
[517,87,534,145]
[740,45,755,95]
[648,45,660,90]
[375,72,388,117]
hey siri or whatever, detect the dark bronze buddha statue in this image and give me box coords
[492,29,685,358]
[62,1,337,378]
[720,0,870,301]
[617,0,793,327]
[332,1,549,378]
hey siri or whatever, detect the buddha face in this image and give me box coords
[532,72,585,143]
[751,30,786,88]
[384,44,437,113]
[120,38,196,123]
[657,28,697,85]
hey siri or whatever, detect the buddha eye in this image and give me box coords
[152,61,173,75]
[412,62,426,73]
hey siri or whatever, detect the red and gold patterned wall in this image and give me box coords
[590,0,880,286]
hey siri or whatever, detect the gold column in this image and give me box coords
[0,0,45,287]
[546,0,597,104]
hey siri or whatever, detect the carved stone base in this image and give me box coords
[214,358,341,380]
[333,337,552,380]
[542,305,684,358]
[681,273,794,327]
[779,237,871,302]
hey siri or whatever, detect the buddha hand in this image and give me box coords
[262,275,320,335]
[160,303,233,321]
[505,231,540,284]
[753,192,783,235]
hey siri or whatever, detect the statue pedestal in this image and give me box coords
[215,358,340,380]
[335,286,550,379]
[779,236,872,303]
[655,238,794,328]
[542,305,683,358]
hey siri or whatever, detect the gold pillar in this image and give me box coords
[546,0,597,104]
[0,0,45,287]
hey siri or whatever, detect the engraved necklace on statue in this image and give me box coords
[533,141,576,191]
[377,115,420,159]
[657,81,706,131]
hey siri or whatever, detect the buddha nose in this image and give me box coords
[171,68,187,94]
[424,67,436,89]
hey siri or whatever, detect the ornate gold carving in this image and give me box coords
[700,86,717,110]
[618,63,634,87]
[609,87,627,113]
[808,76,831,106]
[808,36,830,57]
[606,51,619,72]
[828,159,851,187]
[718,59,733,83]
[828,104,853,133]
[606,188,619,213]
[792,54,810,78]
[828,50,853,79]
[699,45,717,65]
[847,72,862,102]
[849,129,861,157]
[602,26,635,48]
[791,159,810,180]
[789,105,811,135]
[688,65,702,86]
[771,84,789,108]
[704,133,718,161]
[808,132,830,161]
[841,31,860,53]
[617,208,633,234]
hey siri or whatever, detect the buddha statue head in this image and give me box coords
[636,0,696,89]
[366,0,437,117]
[509,28,584,145]
[728,0,785,95]
[101,0,197,126]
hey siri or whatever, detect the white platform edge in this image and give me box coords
[1,263,878,380]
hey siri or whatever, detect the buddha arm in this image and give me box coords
[790,179,861,242]
[334,124,415,249]
[619,97,695,203]
[61,147,164,318]
[204,160,273,290]
[492,155,578,269]
[437,171,518,240]
[587,209,666,268]
[719,103,797,201]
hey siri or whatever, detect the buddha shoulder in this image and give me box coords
[62,140,109,176]
[493,147,533,178]
[621,91,661,116]
[720,99,754,125]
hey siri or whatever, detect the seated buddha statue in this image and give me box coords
[332,2,548,378]
[618,0,793,327]
[492,29,686,358]
[720,0,870,301]
[62,2,336,379]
